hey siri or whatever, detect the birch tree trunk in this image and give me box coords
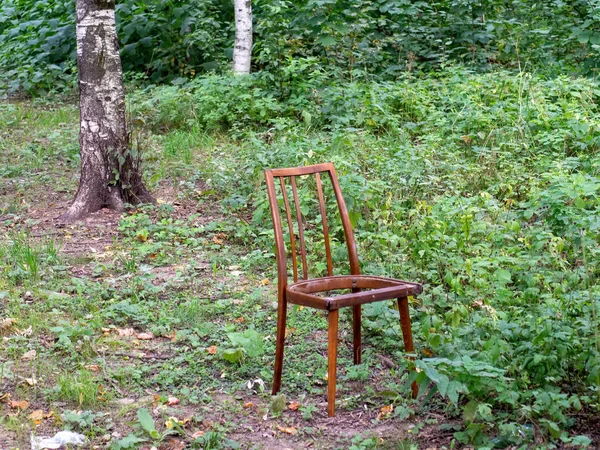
[232,0,252,74]
[61,0,152,222]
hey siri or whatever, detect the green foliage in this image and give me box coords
[3,0,600,94]
[0,0,76,95]
[223,328,264,363]
[192,431,240,450]
[132,67,600,445]
[0,0,232,95]
[115,0,232,81]
[53,370,104,408]
[110,434,147,450]
[61,410,97,430]
[136,408,159,439]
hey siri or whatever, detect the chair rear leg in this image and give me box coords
[327,309,339,417]
[352,305,361,364]
[397,297,418,399]
[272,299,287,395]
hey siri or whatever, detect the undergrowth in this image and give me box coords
[130,67,600,447]
[0,66,599,448]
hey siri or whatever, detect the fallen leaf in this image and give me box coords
[136,332,154,340]
[19,326,33,336]
[0,318,17,331]
[212,235,223,245]
[206,346,217,355]
[381,404,393,414]
[9,400,29,410]
[0,393,10,403]
[117,328,135,337]
[165,416,188,428]
[276,425,298,435]
[288,401,300,411]
[260,278,270,286]
[28,409,44,425]
[164,331,177,341]
[23,377,37,386]
[167,397,180,406]
[168,438,185,450]
[21,350,36,361]
[233,317,245,323]
[284,327,296,338]
[243,402,255,408]
[377,404,393,420]
[191,430,204,439]
[85,364,101,372]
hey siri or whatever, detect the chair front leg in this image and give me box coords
[327,309,339,417]
[272,296,287,395]
[397,297,418,399]
[352,305,361,364]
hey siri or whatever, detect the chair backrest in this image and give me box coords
[264,163,360,294]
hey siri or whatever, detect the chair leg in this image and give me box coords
[352,305,361,365]
[327,309,339,417]
[272,298,287,395]
[398,297,418,399]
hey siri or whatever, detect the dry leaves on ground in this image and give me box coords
[167,397,180,406]
[288,401,300,411]
[117,328,135,337]
[377,404,393,420]
[21,349,36,361]
[28,409,52,425]
[276,425,298,435]
[136,332,154,340]
[9,400,29,410]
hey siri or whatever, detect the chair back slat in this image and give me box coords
[328,166,360,275]
[290,176,309,280]
[265,162,360,292]
[315,172,333,276]
[279,177,299,282]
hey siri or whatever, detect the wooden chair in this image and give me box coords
[264,162,423,417]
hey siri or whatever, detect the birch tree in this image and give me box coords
[232,0,252,74]
[61,0,152,222]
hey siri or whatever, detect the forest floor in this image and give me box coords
[0,103,451,450]
[3,71,600,450]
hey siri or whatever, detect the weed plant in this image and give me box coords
[1,66,599,447]
[127,66,600,447]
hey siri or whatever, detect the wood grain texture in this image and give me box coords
[328,309,339,417]
[264,163,423,416]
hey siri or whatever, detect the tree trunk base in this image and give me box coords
[58,185,154,223]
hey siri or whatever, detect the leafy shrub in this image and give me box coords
[3,0,600,94]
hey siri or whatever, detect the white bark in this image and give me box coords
[62,0,152,222]
[233,0,252,74]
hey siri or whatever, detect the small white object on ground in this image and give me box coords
[31,431,86,449]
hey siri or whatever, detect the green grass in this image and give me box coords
[0,67,599,449]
